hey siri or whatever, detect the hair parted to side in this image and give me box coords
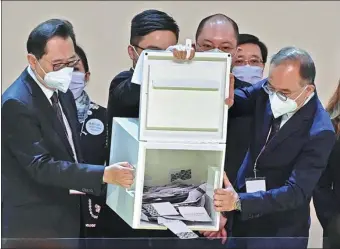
[27,19,76,59]
[238,33,268,63]
[130,9,179,46]
[270,46,316,85]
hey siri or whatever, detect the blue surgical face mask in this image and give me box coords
[69,71,86,99]
[232,65,264,84]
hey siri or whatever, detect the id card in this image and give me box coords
[245,177,266,193]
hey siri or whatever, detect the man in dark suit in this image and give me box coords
[1,19,134,243]
[101,10,182,239]
[194,14,252,185]
[203,47,336,248]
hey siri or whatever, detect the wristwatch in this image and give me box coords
[234,197,242,211]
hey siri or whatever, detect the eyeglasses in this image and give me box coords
[50,58,80,71]
[234,58,263,67]
[196,43,235,53]
[262,81,290,101]
[132,44,163,51]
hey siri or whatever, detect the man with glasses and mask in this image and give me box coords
[1,19,135,245]
[202,47,336,249]
[102,9,193,239]
[194,14,252,191]
[232,33,268,84]
[107,9,179,121]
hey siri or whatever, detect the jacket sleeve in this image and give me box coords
[237,131,336,220]
[313,139,340,230]
[2,99,105,196]
[229,79,265,118]
[107,78,140,119]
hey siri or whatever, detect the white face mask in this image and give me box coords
[232,65,263,84]
[37,62,74,93]
[269,86,307,118]
[69,72,86,99]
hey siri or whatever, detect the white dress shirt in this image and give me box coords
[279,92,315,129]
[27,66,78,162]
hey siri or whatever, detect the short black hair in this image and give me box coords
[195,14,239,42]
[238,34,268,64]
[130,9,179,46]
[75,44,89,73]
[27,19,76,59]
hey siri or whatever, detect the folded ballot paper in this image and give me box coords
[141,182,212,239]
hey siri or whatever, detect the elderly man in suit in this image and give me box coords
[202,47,336,249]
[1,19,134,245]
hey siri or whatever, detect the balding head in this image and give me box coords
[195,14,239,56]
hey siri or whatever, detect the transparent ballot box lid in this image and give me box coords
[136,51,231,143]
[106,118,226,231]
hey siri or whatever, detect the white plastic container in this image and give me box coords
[106,118,226,231]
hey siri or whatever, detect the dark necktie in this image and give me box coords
[266,116,282,143]
[51,92,68,136]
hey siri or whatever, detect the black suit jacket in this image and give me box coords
[1,69,105,239]
[225,77,252,184]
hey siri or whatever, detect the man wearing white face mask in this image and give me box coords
[202,47,336,249]
[232,34,268,84]
[1,19,134,244]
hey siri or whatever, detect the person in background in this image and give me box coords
[107,9,180,122]
[101,9,194,239]
[1,19,134,246]
[313,80,340,248]
[232,33,268,84]
[69,44,108,238]
[203,47,336,249]
[194,14,251,189]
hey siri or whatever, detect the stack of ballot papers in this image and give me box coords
[141,182,212,239]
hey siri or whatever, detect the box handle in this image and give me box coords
[125,164,136,197]
[206,166,221,200]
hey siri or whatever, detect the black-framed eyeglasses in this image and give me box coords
[50,58,80,71]
[131,44,163,51]
[196,43,235,53]
[262,81,289,101]
[234,58,263,67]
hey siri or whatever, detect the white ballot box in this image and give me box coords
[138,51,231,143]
[106,51,231,232]
[106,118,226,231]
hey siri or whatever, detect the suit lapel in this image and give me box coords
[266,96,317,152]
[22,70,75,159]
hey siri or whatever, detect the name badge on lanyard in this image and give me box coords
[245,177,266,193]
[245,125,274,193]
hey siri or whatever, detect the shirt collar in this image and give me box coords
[27,66,55,100]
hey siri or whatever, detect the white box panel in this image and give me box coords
[106,118,226,231]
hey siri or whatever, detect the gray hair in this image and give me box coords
[270,46,316,85]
